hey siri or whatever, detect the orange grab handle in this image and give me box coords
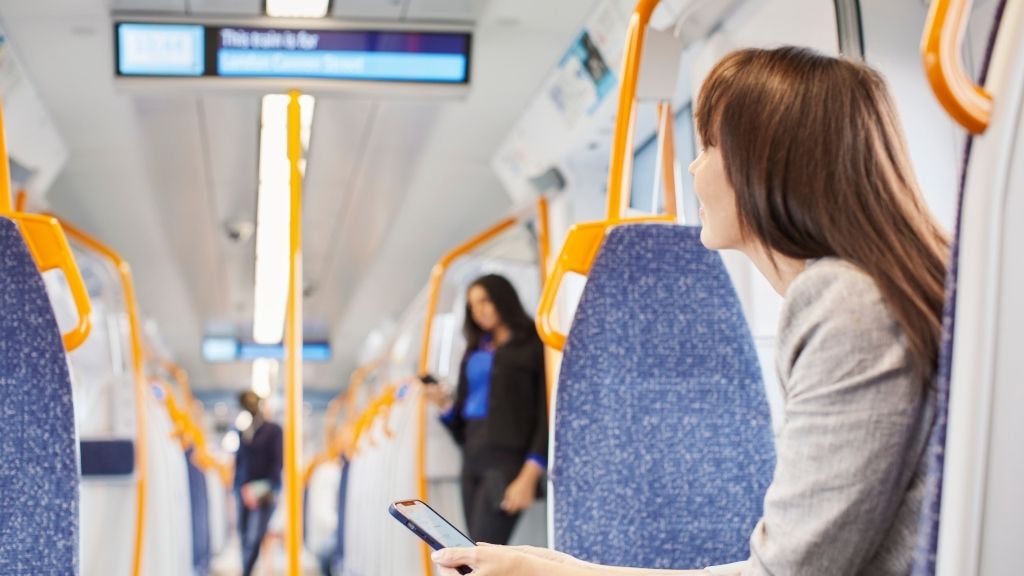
[9,213,93,351]
[2,105,92,350]
[922,0,993,134]
[535,215,672,350]
[535,0,678,351]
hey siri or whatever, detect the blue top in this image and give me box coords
[462,349,495,420]
[442,339,547,469]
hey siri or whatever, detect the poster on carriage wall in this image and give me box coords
[492,0,633,203]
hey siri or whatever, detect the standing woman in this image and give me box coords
[433,46,948,576]
[423,273,548,545]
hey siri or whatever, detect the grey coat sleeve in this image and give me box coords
[742,261,930,575]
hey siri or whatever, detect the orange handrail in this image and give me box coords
[656,102,679,218]
[0,100,10,214]
[922,0,993,134]
[0,105,92,351]
[304,354,391,487]
[536,0,675,351]
[284,89,305,576]
[415,200,551,575]
[49,216,149,576]
[535,197,558,408]
[417,214,519,377]
[154,357,197,412]
[151,358,231,483]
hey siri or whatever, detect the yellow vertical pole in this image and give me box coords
[285,90,305,576]
[0,101,12,212]
[655,102,678,218]
[535,197,558,409]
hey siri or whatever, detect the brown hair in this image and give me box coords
[695,46,949,381]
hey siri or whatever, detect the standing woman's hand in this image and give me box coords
[419,376,454,412]
[502,460,544,514]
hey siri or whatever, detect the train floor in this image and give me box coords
[210,535,325,576]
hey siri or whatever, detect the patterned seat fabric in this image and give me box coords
[0,217,80,575]
[552,224,775,569]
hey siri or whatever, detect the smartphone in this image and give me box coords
[389,499,474,574]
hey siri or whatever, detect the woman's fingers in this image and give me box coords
[432,546,478,568]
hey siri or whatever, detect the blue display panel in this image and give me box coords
[117,23,205,76]
[216,27,470,83]
[115,22,471,84]
[202,337,331,362]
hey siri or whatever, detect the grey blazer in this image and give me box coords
[711,258,935,576]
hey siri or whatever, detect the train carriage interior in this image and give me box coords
[0,0,1021,574]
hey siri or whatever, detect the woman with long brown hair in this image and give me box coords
[431,46,948,576]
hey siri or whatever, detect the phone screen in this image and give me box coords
[391,499,475,549]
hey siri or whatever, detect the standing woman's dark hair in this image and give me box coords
[695,46,949,380]
[463,274,536,351]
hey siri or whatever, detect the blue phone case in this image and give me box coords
[389,499,473,575]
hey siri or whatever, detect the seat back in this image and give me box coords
[552,224,775,569]
[0,216,80,574]
[186,449,211,576]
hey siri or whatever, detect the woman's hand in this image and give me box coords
[433,543,556,576]
[420,379,453,411]
[501,461,543,514]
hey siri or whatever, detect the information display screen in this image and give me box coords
[117,23,205,76]
[115,22,471,84]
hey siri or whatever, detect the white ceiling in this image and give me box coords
[0,0,599,391]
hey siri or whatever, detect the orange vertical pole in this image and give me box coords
[535,197,558,408]
[0,101,11,213]
[606,0,662,221]
[284,90,305,576]
[656,102,679,218]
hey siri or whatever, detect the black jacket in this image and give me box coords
[443,331,548,460]
[234,420,283,491]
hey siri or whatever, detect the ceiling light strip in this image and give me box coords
[253,94,315,344]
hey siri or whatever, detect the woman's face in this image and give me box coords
[689,146,744,251]
[468,284,502,333]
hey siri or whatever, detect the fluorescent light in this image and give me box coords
[253,93,315,344]
[266,0,329,18]
[251,358,275,398]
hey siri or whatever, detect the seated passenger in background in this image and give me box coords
[421,274,548,545]
[433,46,948,576]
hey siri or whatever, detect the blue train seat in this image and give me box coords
[0,216,80,575]
[186,449,212,576]
[552,224,775,569]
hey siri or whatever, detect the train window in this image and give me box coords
[629,104,697,217]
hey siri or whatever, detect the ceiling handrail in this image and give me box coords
[922,0,994,134]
